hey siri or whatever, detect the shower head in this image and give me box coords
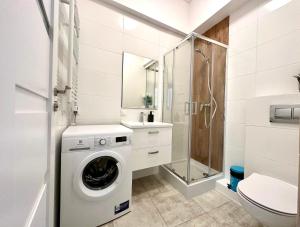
[195,48,209,63]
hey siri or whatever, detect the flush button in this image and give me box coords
[270,105,300,123]
[274,107,292,119]
[293,108,300,119]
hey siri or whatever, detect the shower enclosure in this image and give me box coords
[163,32,227,185]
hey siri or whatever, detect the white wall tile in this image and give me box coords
[245,126,299,185]
[123,16,160,44]
[246,126,298,166]
[227,48,257,78]
[229,0,259,35]
[226,100,246,124]
[77,0,123,32]
[78,67,121,97]
[257,0,300,44]
[257,30,300,71]
[80,18,123,54]
[229,23,257,55]
[225,122,245,150]
[245,150,298,185]
[255,62,300,96]
[227,74,256,100]
[79,44,122,75]
[123,34,160,60]
[77,94,121,124]
[159,31,182,49]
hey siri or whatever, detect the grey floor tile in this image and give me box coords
[193,190,230,212]
[132,178,150,203]
[138,175,175,197]
[208,201,243,225]
[208,201,262,227]
[113,197,166,227]
[99,221,114,227]
[101,176,261,227]
[236,212,262,227]
[151,190,205,226]
[176,213,219,227]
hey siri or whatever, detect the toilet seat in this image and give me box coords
[237,173,297,216]
[237,188,296,216]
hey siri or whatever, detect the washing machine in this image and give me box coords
[60,125,133,227]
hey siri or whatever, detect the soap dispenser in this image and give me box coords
[148,111,154,122]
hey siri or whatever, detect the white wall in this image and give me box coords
[225,0,300,185]
[76,0,182,124]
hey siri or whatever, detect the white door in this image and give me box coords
[0,1,52,226]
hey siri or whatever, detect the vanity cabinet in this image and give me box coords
[121,121,172,171]
[131,127,172,171]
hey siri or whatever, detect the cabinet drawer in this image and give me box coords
[131,128,172,149]
[132,145,171,171]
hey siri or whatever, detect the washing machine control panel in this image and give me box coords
[95,135,130,148]
[98,138,106,145]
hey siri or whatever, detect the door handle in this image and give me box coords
[69,147,90,151]
[184,102,190,115]
[148,151,159,155]
[192,102,198,115]
[148,131,159,134]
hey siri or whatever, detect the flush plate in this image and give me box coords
[270,104,300,124]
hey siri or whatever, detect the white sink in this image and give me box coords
[121,120,173,129]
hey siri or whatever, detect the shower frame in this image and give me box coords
[163,32,228,185]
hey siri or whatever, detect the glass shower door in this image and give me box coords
[164,39,192,181]
[189,38,226,182]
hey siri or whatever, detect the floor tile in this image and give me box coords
[208,201,261,227]
[176,213,219,227]
[100,222,114,227]
[138,175,175,197]
[132,178,150,202]
[236,212,262,227]
[152,190,205,226]
[208,202,241,225]
[113,197,166,227]
[101,175,261,227]
[193,190,230,212]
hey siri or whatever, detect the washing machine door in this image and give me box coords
[73,150,125,200]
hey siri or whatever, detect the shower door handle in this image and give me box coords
[192,102,198,115]
[184,102,190,115]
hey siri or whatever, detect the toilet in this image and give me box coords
[237,173,297,227]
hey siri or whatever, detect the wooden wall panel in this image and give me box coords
[203,17,229,45]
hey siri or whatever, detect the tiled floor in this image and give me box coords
[102,175,262,227]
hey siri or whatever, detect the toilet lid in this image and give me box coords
[237,173,297,215]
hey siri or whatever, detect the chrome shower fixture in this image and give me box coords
[195,49,209,63]
[195,48,217,128]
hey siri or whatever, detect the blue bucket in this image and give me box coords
[228,166,244,192]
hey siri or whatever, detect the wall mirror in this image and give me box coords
[122,52,158,109]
